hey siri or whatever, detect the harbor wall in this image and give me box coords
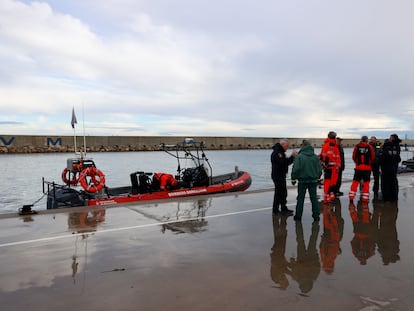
[0,135,413,154]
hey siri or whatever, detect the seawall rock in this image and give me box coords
[0,135,412,154]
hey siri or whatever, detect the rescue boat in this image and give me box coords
[44,139,252,209]
[398,151,414,173]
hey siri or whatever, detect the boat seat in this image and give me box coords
[181,165,209,187]
[139,173,153,193]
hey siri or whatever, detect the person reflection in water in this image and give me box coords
[371,201,400,265]
[270,214,291,290]
[349,200,375,265]
[289,220,321,294]
[319,202,343,273]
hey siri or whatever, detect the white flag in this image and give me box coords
[71,107,77,129]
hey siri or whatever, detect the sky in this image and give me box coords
[0,0,413,139]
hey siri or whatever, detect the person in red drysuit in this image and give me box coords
[319,131,341,203]
[349,136,375,202]
[154,173,178,190]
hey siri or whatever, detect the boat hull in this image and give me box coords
[401,159,414,168]
[398,158,414,173]
[46,171,252,209]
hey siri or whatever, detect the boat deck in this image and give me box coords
[1,173,414,311]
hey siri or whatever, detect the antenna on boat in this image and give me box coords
[82,103,87,158]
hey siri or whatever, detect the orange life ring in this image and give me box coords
[79,167,106,193]
[61,168,80,185]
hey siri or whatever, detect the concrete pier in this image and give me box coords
[0,174,413,310]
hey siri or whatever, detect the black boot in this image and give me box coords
[281,207,293,215]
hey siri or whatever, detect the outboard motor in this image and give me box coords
[130,172,140,194]
[130,171,153,194]
[47,186,85,209]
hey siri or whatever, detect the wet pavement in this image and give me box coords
[1,173,414,311]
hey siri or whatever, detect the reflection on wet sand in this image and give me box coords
[125,198,212,234]
[161,199,210,234]
[71,254,78,283]
[269,195,402,295]
[68,209,106,234]
[348,199,400,266]
[290,220,320,295]
[270,214,322,294]
[320,200,344,273]
[349,200,375,265]
[270,214,290,290]
[372,200,400,265]
[68,209,106,284]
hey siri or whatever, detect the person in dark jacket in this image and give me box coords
[271,139,297,214]
[380,134,401,201]
[334,137,345,196]
[369,136,382,196]
[291,140,322,222]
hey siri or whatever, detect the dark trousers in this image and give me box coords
[273,179,287,212]
[381,173,399,201]
[295,182,320,219]
[371,163,380,194]
[334,170,343,193]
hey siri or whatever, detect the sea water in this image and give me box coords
[0,148,411,214]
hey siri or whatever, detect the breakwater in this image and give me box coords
[0,135,412,154]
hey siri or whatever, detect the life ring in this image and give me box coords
[61,168,80,185]
[79,167,106,193]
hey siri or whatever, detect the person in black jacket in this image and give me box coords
[369,136,382,196]
[271,139,297,214]
[334,137,345,196]
[380,134,401,201]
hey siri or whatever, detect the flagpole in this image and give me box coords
[71,107,78,156]
[82,103,87,158]
[73,127,77,155]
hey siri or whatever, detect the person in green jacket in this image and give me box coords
[291,140,323,222]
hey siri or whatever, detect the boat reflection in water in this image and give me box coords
[161,199,210,234]
[125,198,212,234]
[67,209,106,284]
[68,209,106,234]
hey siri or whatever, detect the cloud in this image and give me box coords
[0,0,413,139]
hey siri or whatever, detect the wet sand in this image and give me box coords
[0,174,413,311]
